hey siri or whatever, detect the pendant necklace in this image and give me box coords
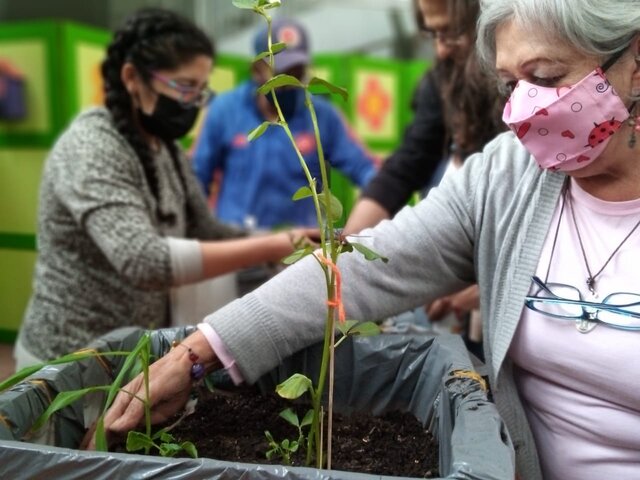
[566,183,640,297]
[545,181,597,333]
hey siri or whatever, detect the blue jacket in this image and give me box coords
[192,80,377,228]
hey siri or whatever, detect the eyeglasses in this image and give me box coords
[525,276,640,333]
[150,72,214,108]
[419,27,466,47]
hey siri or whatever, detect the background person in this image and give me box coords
[101,1,640,478]
[14,8,315,370]
[346,0,505,358]
[192,17,378,229]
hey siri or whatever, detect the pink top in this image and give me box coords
[197,322,244,384]
[510,179,640,479]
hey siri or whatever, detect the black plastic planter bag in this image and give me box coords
[0,327,514,479]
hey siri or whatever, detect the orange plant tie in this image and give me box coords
[315,253,346,324]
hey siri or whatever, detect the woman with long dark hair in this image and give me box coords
[15,8,314,367]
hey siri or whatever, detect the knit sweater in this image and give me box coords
[20,108,241,360]
[204,130,567,479]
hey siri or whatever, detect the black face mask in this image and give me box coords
[266,88,303,120]
[138,93,199,140]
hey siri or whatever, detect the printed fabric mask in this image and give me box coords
[266,88,303,120]
[502,67,630,171]
[138,93,199,140]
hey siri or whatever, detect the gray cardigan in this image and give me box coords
[205,131,566,479]
[21,108,241,360]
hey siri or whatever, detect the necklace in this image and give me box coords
[566,183,640,296]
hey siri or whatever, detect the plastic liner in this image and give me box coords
[0,327,514,479]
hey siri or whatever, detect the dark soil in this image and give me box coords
[169,386,439,478]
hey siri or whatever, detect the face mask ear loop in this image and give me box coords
[601,48,627,72]
[627,101,639,148]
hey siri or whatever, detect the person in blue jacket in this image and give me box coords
[192,18,377,229]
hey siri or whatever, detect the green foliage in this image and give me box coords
[0,349,133,392]
[308,77,348,102]
[264,408,313,465]
[31,386,112,431]
[236,0,387,468]
[337,320,381,338]
[317,191,344,222]
[275,373,313,400]
[127,429,198,459]
[350,242,389,263]
[257,74,305,95]
[248,121,273,142]
[254,42,286,62]
[282,245,314,265]
[23,332,199,458]
[232,0,281,10]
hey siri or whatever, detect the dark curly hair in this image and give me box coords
[101,8,214,223]
[437,0,506,160]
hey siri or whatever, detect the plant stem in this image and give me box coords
[142,336,152,454]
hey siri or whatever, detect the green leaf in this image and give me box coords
[276,373,313,400]
[281,438,290,449]
[254,42,287,62]
[292,185,313,201]
[31,385,112,431]
[159,431,175,444]
[269,42,286,54]
[95,333,152,451]
[346,321,381,337]
[265,430,275,444]
[282,245,313,265]
[318,192,343,222]
[308,77,348,102]
[126,430,155,453]
[351,242,389,263]
[231,0,258,9]
[261,0,282,9]
[181,441,198,458]
[159,442,182,457]
[0,349,132,392]
[257,74,304,95]
[248,121,272,142]
[337,319,359,336]
[289,440,299,452]
[279,408,300,427]
[300,409,314,428]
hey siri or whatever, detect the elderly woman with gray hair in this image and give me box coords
[102,2,640,478]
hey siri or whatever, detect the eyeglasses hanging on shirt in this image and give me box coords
[525,275,640,333]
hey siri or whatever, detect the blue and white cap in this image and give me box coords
[253,17,310,73]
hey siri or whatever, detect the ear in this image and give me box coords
[120,62,140,96]
[631,36,640,97]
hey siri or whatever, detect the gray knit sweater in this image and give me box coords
[20,108,241,360]
[204,131,566,479]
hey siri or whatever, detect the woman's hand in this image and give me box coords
[427,284,480,321]
[286,227,321,249]
[86,332,218,449]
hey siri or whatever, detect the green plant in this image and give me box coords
[264,407,313,465]
[233,0,387,469]
[0,332,198,456]
[127,428,198,458]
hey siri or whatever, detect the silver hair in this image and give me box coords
[476,0,640,68]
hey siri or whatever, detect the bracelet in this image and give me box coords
[172,341,206,381]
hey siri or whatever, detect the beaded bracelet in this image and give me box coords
[172,340,206,381]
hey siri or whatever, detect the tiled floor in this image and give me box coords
[0,343,15,381]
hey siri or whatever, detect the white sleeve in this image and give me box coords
[167,237,204,286]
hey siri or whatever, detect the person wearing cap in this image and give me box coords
[192,18,377,229]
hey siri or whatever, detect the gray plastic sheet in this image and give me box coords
[0,327,514,479]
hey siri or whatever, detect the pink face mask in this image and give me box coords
[502,67,630,171]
